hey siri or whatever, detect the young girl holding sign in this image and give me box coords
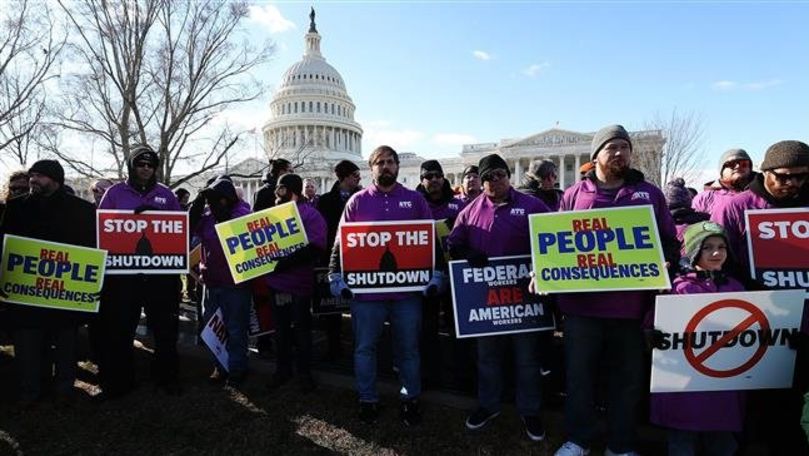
[646,222,746,456]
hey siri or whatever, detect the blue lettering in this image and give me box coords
[6,253,23,271]
[557,231,574,253]
[537,233,556,254]
[633,226,653,249]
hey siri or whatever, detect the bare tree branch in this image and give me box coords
[641,108,708,186]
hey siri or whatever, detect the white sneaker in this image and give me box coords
[604,449,640,456]
[554,441,590,456]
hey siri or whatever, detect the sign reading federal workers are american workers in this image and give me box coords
[529,205,670,293]
[339,220,435,294]
[0,235,107,313]
[450,255,556,338]
[215,202,309,284]
[97,210,189,274]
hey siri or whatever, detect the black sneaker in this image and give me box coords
[465,407,500,430]
[522,415,546,442]
[225,371,247,389]
[399,399,421,427]
[266,373,291,391]
[359,402,379,424]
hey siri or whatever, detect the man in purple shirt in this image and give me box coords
[96,145,184,399]
[190,177,252,387]
[692,148,756,216]
[458,165,482,204]
[447,154,551,442]
[265,173,327,393]
[328,145,442,426]
[553,125,679,456]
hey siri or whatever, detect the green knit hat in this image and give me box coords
[683,222,730,266]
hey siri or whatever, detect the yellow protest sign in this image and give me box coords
[214,202,309,284]
[0,235,107,312]
[435,218,452,263]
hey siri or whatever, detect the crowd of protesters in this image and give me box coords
[1,124,808,456]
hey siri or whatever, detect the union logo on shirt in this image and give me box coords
[399,201,413,209]
[631,191,650,201]
[448,203,459,210]
[510,207,526,216]
[154,196,167,205]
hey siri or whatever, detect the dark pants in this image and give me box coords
[477,332,543,416]
[320,313,342,357]
[420,295,442,385]
[13,327,77,401]
[272,292,312,377]
[563,315,645,453]
[97,275,180,395]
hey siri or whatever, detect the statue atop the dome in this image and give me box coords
[309,7,317,33]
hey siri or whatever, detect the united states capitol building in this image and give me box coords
[226,10,665,203]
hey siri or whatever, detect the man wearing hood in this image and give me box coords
[190,178,252,387]
[664,177,710,241]
[1,160,96,404]
[253,158,292,212]
[692,148,755,215]
[96,145,184,399]
[518,159,564,211]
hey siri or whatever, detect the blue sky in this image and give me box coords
[228,1,808,185]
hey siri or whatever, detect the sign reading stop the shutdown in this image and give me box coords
[650,290,805,393]
[745,208,809,291]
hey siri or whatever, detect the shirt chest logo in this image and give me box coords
[448,203,459,211]
[510,207,526,216]
[631,191,650,201]
[399,201,413,209]
[154,196,167,205]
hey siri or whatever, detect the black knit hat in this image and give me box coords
[28,159,65,186]
[760,140,809,171]
[334,160,360,180]
[664,178,692,209]
[204,177,238,204]
[420,160,444,177]
[478,154,510,180]
[462,165,479,177]
[527,159,557,179]
[591,124,632,160]
[130,145,159,167]
[277,173,303,196]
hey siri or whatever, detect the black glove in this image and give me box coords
[786,331,809,351]
[273,245,317,273]
[424,283,438,297]
[134,204,157,214]
[340,288,354,300]
[644,328,666,352]
[467,250,489,268]
[444,217,456,230]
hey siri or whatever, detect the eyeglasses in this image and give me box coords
[723,159,751,169]
[421,172,443,180]
[768,170,809,184]
[481,169,508,182]
[134,162,156,169]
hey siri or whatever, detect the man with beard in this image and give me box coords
[96,145,184,399]
[0,160,96,404]
[265,174,327,393]
[328,145,440,426]
[711,140,809,456]
[316,160,362,360]
[553,125,679,456]
[447,154,551,442]
[459,165,482,204]
[692,148,755,215]
[190,178,252,387]
[519,159,564,211]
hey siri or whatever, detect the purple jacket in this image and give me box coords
[333,182,433,302]
[266,202,327,296]
[448,187,549,256]
[428,197,465,221]
[710,190,772,274]
[650,272,746,432]
[556,170,679,319]
[692,181,742,216]
[99,182,182,211]
[194,204,251,287]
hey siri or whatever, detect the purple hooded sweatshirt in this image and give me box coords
[649,272,747,432]
[692,181,744,216]
[556,170,679,319]
[194,204,251,287]
[448,187,549,256]
[333,182,433,302]
[99,182,182,212]
[266,201,327,296]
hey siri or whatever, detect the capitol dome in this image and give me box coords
[263,8,363,177]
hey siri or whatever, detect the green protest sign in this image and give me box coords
[0,235,107,312]
[529,205,670,293]
[214,202,309,284]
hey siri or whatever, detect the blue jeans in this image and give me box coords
[667,429,738,456]
[477,332,543,416]
[203,286,252,374]
[563,315,644,453]
[351,296,422,402]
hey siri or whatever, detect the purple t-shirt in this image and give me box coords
[194,204,251,287]
[266,202,327,296]
[427,197,465,221]
[99,182,182,211]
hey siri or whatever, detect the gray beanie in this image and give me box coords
[527,159,557,180]
[718,148,751,173]
[664,178,692,209]
[591,124,632,160]
[760,140,809,171]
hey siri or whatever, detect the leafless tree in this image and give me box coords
[51,0,273,186]
[0,0,65,165]
[640,109,708,186]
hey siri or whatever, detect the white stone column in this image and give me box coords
[513,158,521,185]
[559,155,567,189]
[574,154,581,183]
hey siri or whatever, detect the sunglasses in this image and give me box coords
[768,170,809,184]
[481,169,508,182]
[723,159,751,169]
[421,172,443,180]
[134,161,156,169]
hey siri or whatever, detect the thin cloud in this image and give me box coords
[712,79,783,92]
[523,62,551,78]
[363,125,425,150]
[248,5,295,34]
[433,133,478,146]
[473,50,491,61]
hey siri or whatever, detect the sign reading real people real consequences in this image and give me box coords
[97,210,189,274]
[0,235,107,312]
[529,205,670,293]
[339,220,435,294]
[215,202,309,284]
[745,208,809,291]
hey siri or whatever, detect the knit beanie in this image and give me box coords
[760,140,809,171]
[478,154,510,180]
[462,165,479,177]
[527,159,557,179]
[420,160,444,177]
[664,178,693,209]
[334,160,360,180]
[130,145,159,167]
[718,148,751,173]
[683,222,729,266]
[591,124,632,160]
[28,159,65,186]
[277,173,303,196]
